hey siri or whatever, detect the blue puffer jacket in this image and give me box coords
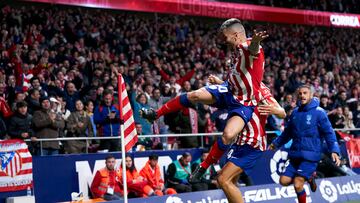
[272,98,340,161]
[93,104,121,136]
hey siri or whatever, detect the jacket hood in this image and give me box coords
[298,97,319,112]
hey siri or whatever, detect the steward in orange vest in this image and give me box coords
[90,155,123,201]
[140,154,177,196]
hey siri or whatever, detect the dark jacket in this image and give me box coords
[273,98,340,161]
[93,104,121,136]
[64,91,80,112]
[32,109,65,149]
[26,98,41,115]
[8,112,33,139]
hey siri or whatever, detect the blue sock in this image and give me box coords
[217,137,229,151]
[179,94,192,107]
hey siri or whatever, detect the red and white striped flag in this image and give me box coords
[118,74,138,152]
[0,139,33,192]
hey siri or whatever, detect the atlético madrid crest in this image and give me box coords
[0,151,23,177]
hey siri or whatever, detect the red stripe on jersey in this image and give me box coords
[250,112,260,148]
[227,41,265,106]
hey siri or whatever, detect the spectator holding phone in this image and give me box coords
[94,89,122,152]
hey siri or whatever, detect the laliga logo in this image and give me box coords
[319,180,338,203]
[270,150,289,183]
[166,196,183,203]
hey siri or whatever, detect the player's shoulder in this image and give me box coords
[291,107,300,114]
[315,106,327,117]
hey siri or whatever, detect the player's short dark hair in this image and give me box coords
[149,154,159,160]
[218,18,242,34]
[297,84,314,95]
[298,84,311,90]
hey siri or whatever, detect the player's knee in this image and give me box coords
[217,174,230,189]
[222,130,236,144]
[279,176,291,186]
[293,178,305,191]
[187,91,200,102]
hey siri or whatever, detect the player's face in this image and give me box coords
[298,87,311,105]
[222,28,241,48]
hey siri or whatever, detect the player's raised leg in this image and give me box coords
[140,87,216,122]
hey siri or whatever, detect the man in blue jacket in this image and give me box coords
[94,89,121,152]
[269,85,341,203]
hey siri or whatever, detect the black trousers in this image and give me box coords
[99,139,121,152]
[167,183,192,193]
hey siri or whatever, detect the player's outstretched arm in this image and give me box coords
[248,30,269,56]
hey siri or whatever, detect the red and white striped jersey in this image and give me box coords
[227,40,265,106]
[236,83,272,151]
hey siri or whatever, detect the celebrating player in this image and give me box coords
[141,18,268,151]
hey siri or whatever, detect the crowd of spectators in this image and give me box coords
[0,3,359,155]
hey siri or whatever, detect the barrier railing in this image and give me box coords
[23,128,360,155]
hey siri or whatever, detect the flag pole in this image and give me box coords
[118,74,128,203]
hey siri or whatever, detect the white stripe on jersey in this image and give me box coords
[238,57,254,102]
[237,56,248,98]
